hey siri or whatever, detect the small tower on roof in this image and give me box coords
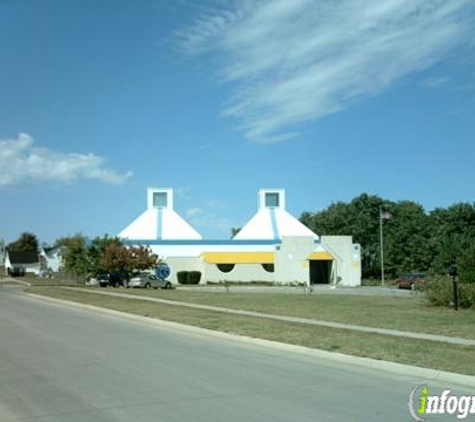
[119,188,202,240]
[233,189,318,241]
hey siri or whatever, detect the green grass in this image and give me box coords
[28,286,475,376]
[78,286,475,340]
[14,274,84,286]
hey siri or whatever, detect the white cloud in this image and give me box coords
[175,187,192,199]
[0,133,132,186]
[176,0,475,142]
[421,76,450,88]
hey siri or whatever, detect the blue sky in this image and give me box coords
[1,0,474,243]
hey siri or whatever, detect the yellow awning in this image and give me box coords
[307,251,333,260]
[202,252,275,264]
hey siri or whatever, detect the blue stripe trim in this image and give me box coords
[269,208,280,240]
[123,239,281,246]
[157,208,163,239]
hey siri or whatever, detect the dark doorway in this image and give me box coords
[309,260,332,284]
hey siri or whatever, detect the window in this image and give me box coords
[265,192,279,207]
[216,264,235,273]
[261,263,274,273]
[153,192,168,207]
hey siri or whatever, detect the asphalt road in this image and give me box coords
[0,285,466,422]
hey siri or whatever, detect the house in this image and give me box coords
[119,188,361,286]
[4,249,41,275]
[40,246,63,272]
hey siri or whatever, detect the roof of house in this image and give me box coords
[7,250,39,265]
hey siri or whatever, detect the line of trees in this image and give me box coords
[3,232,158,279]
[300,193,475,281]
[55,235,158,278]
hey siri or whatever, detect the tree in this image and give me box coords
[230,227,241,238]
[87,236,123,275]
[300,194,444,278]
[8,232,39,254]
[458,243,475,284]
[429,203,475,274]
[129,245,158,271]
[383,201,432,275]
[56,234,89,277]
[100,244,158,275]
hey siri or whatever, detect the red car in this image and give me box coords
[396,273,426,290]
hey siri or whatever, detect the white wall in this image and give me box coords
[321,236,361,286]
[205,262,275,283]
[163,257,203,284]
[275,237,314,285]
[131,236,361,287]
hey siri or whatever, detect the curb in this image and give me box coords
[27,292,475,388]
[0,278,31,287]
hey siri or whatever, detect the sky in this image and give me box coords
[1,0,474,244]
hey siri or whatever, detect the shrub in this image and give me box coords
[176,271,201,285]
[424,275,475,309]
[459,283,475,309]
[424,275,455,308]
[188,271,201,285]
[177,271,189,284]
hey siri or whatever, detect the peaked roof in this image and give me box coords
[7,250,39,264]
[234,189,318,241]
[119,188,202,241]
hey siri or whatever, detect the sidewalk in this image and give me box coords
[61,287,475,347]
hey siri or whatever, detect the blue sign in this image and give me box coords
[155,263,171,280]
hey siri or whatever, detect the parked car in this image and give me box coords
[109,271,127,287]
[87,272,128,287]
[8,267,26,277]
[86,276,100,287]
[127,273,172,289]
[95,273,110,287]
[396,272,426,290]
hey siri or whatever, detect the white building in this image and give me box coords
[119,188,361,286]
[40,246,63,273]
[4,250,41,275]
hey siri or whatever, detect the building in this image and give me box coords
[119,188,361,286]
[4,250,41,275]
[40,246,63,273]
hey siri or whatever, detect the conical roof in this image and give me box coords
[119,188,202,240]
[233,189,318,241]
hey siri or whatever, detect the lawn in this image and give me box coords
[80,286,475,340]
[28,286,475,376]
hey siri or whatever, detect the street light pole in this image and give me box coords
[379,206,385,286]
[449,266,459,311]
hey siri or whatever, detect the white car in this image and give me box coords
[127,273,172,289]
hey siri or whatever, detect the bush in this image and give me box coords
[424,275,475,309]
[188,271,201,285]
[424,275,453,307]
[176,271,202,285]
[177,271,188,284]
[459,283,475,309]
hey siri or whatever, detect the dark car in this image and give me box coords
[96,273,110,287]
[396,272,426,290]
[8,267,26,277]
[88,272,127,287]
[109,271,127,287]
